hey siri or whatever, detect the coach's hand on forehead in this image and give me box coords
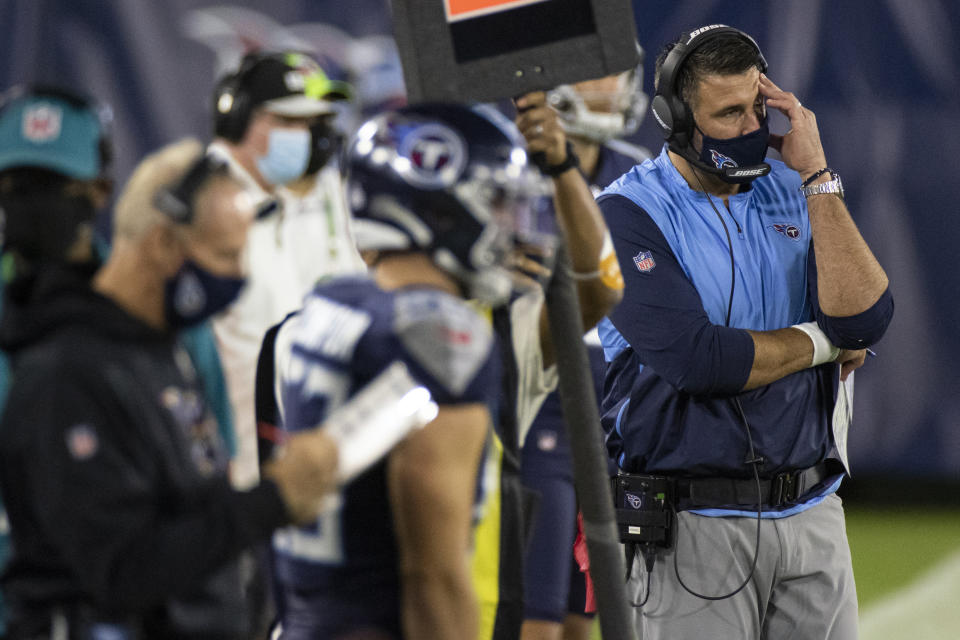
[760,74,827,181]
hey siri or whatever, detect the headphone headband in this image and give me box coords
[154,154,230,225]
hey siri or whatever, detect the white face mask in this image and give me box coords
[255,128,311,185]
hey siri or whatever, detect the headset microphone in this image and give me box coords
[673,138,771,184]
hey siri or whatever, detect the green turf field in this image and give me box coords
[846,506,960,608]
[590,506,960,639]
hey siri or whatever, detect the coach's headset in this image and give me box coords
[650,24,771,182]
[212,53,271,143]
[154,153,230,225]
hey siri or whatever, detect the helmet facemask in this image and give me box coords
[549,62,649,142]
[446,158,551,306]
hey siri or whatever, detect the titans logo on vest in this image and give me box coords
[771,223,802,241]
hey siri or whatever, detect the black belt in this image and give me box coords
[675,460,843,510]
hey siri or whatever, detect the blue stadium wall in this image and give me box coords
[1,0,957,480]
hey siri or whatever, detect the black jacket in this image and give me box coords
[0,267,288,639]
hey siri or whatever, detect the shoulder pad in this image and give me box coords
[394,290,493,397]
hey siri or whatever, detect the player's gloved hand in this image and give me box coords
[264,430,339,524]
[515,91,569,169]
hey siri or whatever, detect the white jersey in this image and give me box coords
[509,287,558,448]
[208,142,365,488]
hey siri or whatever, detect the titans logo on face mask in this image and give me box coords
[164,259,246,329]
[697,118,770,179]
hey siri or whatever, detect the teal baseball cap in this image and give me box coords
[0,88,105,180]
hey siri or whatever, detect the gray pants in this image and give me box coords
[628,493,858,640]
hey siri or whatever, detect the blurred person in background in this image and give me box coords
[208,50,361,491]
[0,139,347,639]
[518,50,652,640]
[0,85,244,638]
[0,85,114,640]
[473,88,625,640]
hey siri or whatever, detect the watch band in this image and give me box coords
[800,171,844,200]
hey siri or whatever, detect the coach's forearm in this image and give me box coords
[742,327,816,390]
[806,188,888,316]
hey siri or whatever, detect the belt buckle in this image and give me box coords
[772,471,798,505]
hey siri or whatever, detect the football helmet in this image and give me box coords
[346,102,546,305]
[547,44,648,142]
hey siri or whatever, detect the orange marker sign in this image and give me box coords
[445,0,551,22]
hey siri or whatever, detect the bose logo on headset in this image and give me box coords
[685,24,726,43]
[650,106,669,132]
[728,167,768,178]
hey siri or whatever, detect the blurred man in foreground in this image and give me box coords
[0,85,114,639]
[264,103,545,639]
[0,139,345,639]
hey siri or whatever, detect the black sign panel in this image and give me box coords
[393,0,639,103]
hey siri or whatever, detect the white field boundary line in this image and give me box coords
[859,548,960,640]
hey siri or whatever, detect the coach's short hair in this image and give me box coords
[113,138,205,240]
[655,31,764,108]
[113,138,239,241]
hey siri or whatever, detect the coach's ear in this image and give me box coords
[360,249,380,268]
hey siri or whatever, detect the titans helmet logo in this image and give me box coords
[397,122,467,189]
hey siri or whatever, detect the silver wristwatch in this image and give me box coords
[800,170,844,200]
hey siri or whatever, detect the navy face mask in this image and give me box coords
[164,259,246,330]
[696,119,770,183]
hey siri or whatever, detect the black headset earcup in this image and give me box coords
[228,87,251,142]
[214,52,284,143]
[650,94,674,138]
[667,94,692,148]
[213,77,235,140]
[213,76,249,143]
